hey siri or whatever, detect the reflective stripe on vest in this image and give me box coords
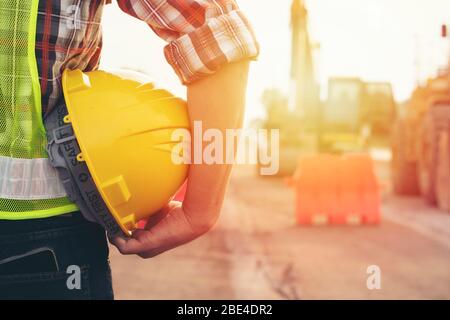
[0,156,66,199]
[0,0,77,218]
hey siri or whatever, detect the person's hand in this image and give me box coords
[111,201,219,258]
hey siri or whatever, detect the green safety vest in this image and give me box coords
[0,0,77,219]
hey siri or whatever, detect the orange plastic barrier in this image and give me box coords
[288,154,381,226]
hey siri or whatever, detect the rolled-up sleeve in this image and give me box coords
[117,0,259,84]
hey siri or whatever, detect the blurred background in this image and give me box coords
[101,0,450,299]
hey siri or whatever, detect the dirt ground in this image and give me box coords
[110,162,450,300]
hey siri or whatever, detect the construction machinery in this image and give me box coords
[260,0,396,175]
[363,82,397,138]
[391,33,450,211]
[319,78,396,153]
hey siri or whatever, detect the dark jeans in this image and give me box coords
[0,212,113,300]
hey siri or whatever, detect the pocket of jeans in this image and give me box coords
[0,265,91,300]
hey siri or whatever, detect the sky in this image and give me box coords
[100,0,450,123]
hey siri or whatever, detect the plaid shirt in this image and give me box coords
[36,0,259,115]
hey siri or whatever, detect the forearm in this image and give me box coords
[183,60,250,231]
[114,61,251,257]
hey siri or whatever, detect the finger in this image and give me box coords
[113,229,155,255]
[113,205,193,257]
[112,203,177,253]
[110,236,127,248]
[138,252,156,259]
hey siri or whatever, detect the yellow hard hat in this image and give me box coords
[45,69,189,236]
